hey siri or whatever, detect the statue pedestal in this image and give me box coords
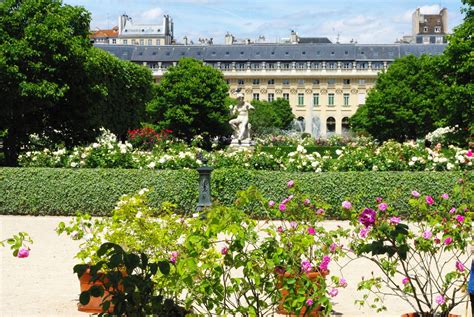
[229,138,255,150]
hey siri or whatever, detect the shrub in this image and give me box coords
[0,167,471,218]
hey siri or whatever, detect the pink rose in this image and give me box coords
[456,215,465,223]
[307,227,316,235]
[290,221,298,229]
[412,191,420,198]
[455,260,465,272]
[441,193,449,200]
[444,237,453,245]
[303,198,311,206]
[328,288,339,297]
[390,216,401,225]
[287,180,294,188]
[279,203,286,211]
[329,243,337,253]
[306,298,314,306]
[402,277,410,285]
[277,226,284,233]
[449,207,456,214]
[342,201,352,209]
[316,208,325,215]
[339,278,348,287]
[425,196,435,205]
[319,256,331,271]
[17,247,30,258]
[466,149,473,157]
[435,295,445,305]
[220,247,229,255]
[422,230,433,239]
[268,200,275,207]
[375,197,383,203]
[301,260,312,273]
[359,227,369,238]
[378,203,388,211]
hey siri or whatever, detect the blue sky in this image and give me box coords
[63,0,466,44]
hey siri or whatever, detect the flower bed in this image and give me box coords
[17,129,473,172]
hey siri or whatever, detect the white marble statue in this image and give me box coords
[229,92,254,144]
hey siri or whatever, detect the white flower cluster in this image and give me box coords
[425,126,457,143]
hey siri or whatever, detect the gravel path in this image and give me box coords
[1,216,471,316]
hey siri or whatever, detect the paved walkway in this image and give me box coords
[0,216,471,316]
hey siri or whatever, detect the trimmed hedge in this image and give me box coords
[0,167,471,217]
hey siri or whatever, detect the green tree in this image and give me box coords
[437,0,474,142]
[146,58,231,140]
[350,55,444,141]
[0,0,91,164]
[250,98,294,135]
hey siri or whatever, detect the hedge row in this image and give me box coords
[0,167,471,218]
[261,146,342,158]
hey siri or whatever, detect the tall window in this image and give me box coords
[343,79,350,85]
[358,79,366,85]
[343,93,350,106]
[312,79,320,85]
[298,93,304,105]
[342,117,350,135]
[283,93,289,101]
[237,63,246,69]
[282,79,290,85]
[268,79,275,85]
[238,79,245,85]
[313,93,319,106]
[328,93,335,105]
[327,79,336,85]
[252,79,260,85]
[112,39,117,44]
[283,63,291,69]
[123,39,128,45]
[298,79,305,85]
[268,93,274,102]
[327,117,336,134]
[253,93,259,100]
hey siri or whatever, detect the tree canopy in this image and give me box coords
[351,1,473,143]
[250,98,295,136]
[0,0,154,165]
[146,58,231,140]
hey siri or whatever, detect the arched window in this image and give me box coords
[342,117,350,135]
[326,117,336,134]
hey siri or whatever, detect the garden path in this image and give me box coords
[0,216,471,317]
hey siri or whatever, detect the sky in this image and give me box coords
[63,0,466,44]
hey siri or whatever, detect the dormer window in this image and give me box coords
[423,26,429,32]
[434,26,441,33]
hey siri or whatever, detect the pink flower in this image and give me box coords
[425,196,435,205]
[441,193,449,200]
[435,295,445,305]
[319,256,331,271]
[306,298,314,306]
[328,288,339,297]
[268,200,275,207]
[456,215,465,223]
[221,247,229,255]
[290,221,298,229]
[17,247,30,258]
[376,197,383,203]
[359,208,376,227]
[342,201,352,209]
[444,237,453,245]
[316,208,325,215]
[339,278,348,287]
[422,230,433,239]
[390,216,401,225]
[301,260,312,273]
[402,277,410,285]
[449,207,456,214]
[307,227,316,235]
[303,198,311,206]
[412,191,420,198]
[434,238,441,244]
[170,251,178,263]
[329,243,337,253]
[455,260,465,272]
[277,226,284,233]
[279,203,286,211]
[287,180,294,188]
[359,227,369,238]
[378,203,388,211]
[467,149,473,157]
[288,195,294,201]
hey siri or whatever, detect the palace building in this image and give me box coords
[98,43,446,138]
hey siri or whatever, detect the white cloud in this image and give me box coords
[141,8,164,22]
[418,4,443,14]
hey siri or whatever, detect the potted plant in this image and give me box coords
[74,242,188,316]
[264,180,348,316]
[345,178,472,317]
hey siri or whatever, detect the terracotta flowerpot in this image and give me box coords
[401,313,461,317]
[276,270,328,317]
[78,269,124,313]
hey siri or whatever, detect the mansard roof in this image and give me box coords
[96,43,446,63]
